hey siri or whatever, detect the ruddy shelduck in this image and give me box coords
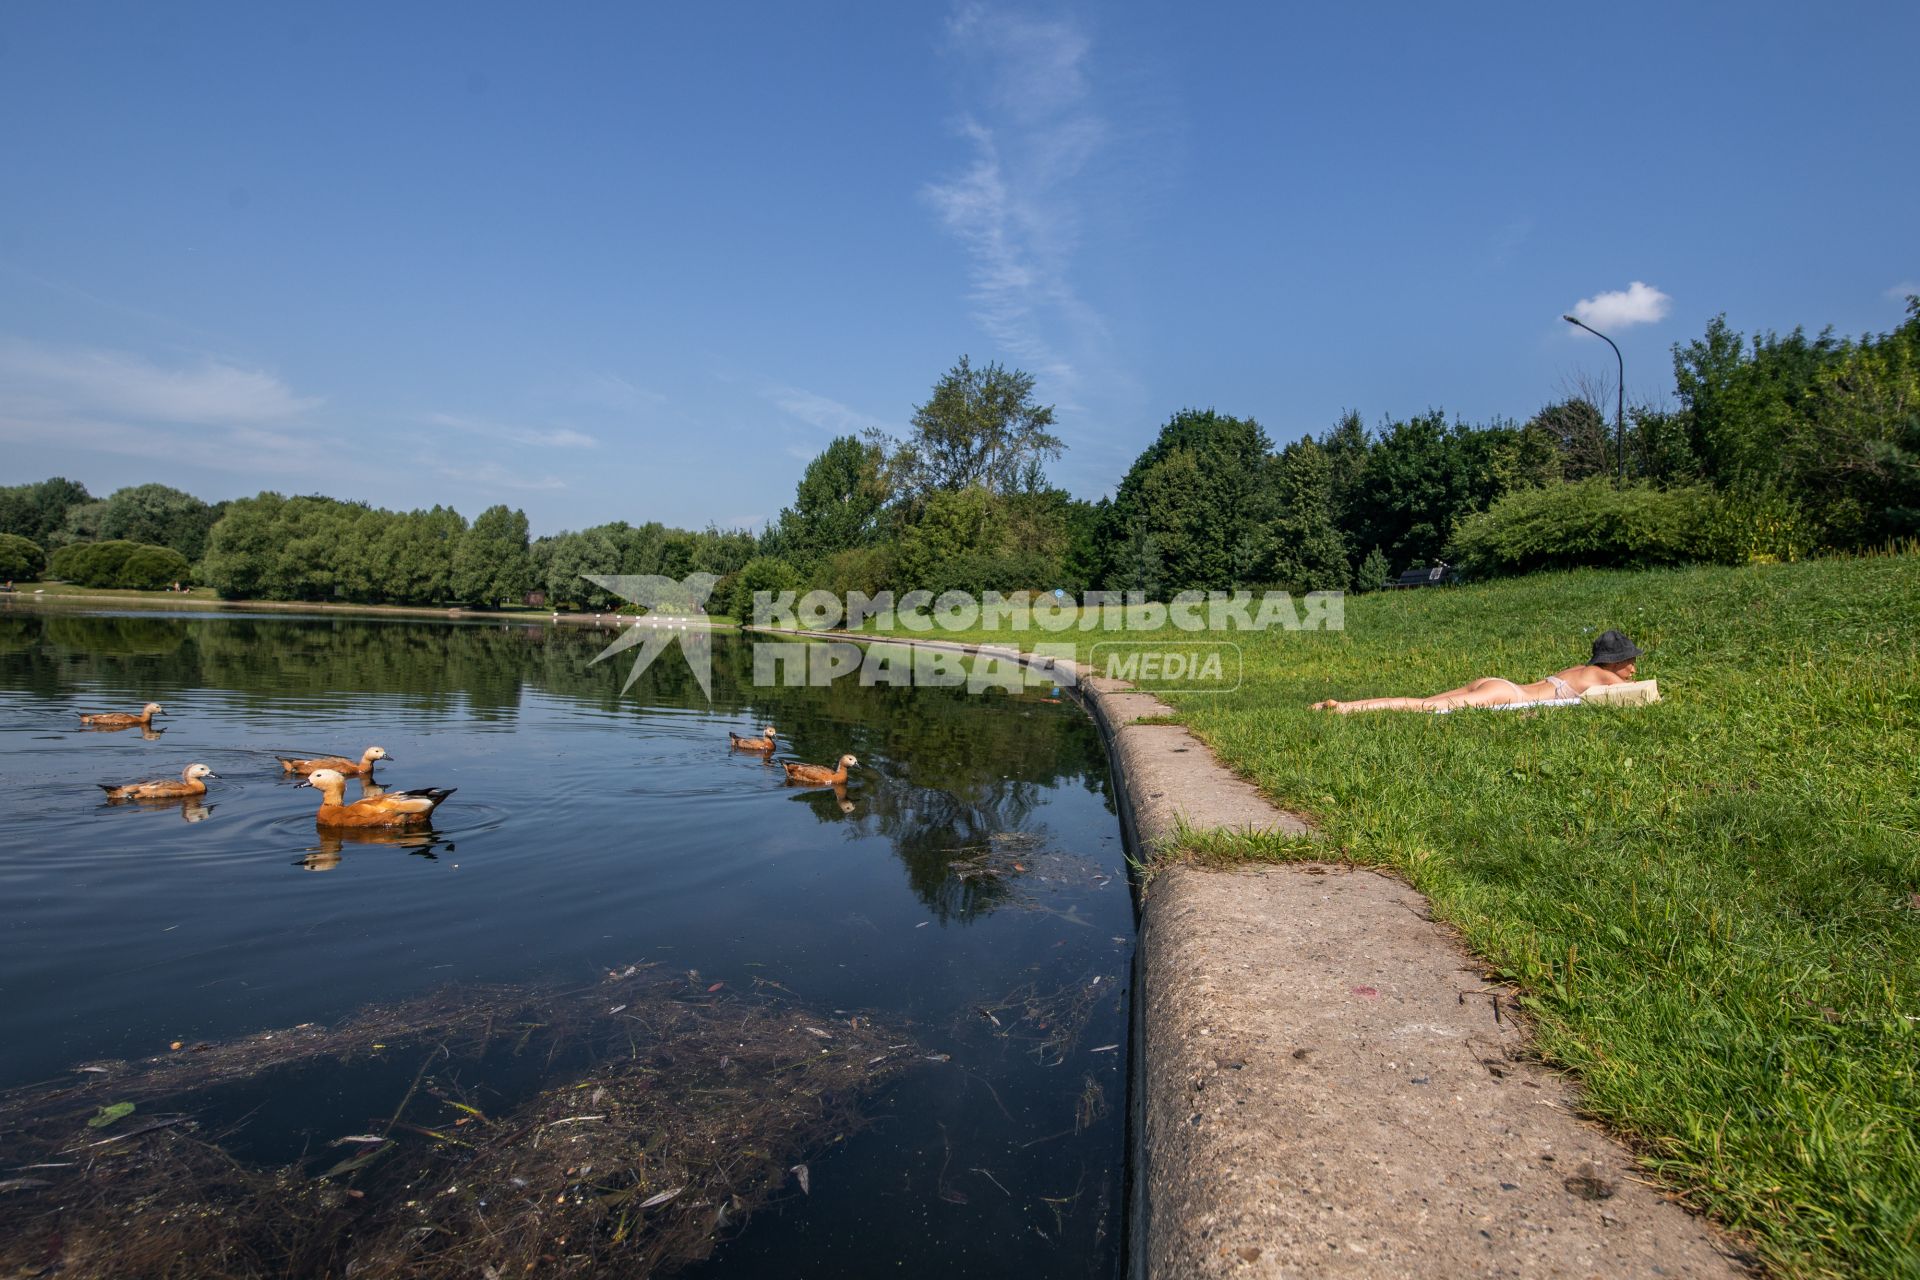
[298,767,454,828]
[728,725,777,751]
[79,701,163,728]
[276,746,391,777]
[99,763,217,801]
[782,754,858,787]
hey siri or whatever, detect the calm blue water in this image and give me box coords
[0,606,1130,1277]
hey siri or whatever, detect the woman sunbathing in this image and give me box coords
[1312,630,1643,714]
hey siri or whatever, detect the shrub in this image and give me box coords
[1449,480,1739,577]
[0,533,47,582]
[726,556,803,623]
[1692,485,1814,565]
[46,539,189,589]
[117,545,192,590]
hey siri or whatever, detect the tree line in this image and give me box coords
[6,299,1913,605]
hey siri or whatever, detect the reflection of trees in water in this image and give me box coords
[41,615,186,656]
[744,646,1114,922]
[8,618,1117,922]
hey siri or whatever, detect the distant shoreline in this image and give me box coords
[0,586,737,628]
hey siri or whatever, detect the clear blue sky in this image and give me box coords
[3,2,1914,534]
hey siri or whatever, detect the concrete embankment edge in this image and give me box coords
[751,630,1750,1278]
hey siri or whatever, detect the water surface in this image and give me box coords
[0,607,1130,1277]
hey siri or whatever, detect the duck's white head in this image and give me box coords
[838,754,860,769]
[364,746,390,762]
[185,763,216,781]
[143,702,164,715]
[299,767,348,791]
[762,725,776,737]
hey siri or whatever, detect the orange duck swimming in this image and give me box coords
[276,745,391,777]
[99,763,217,801]
[782,753,858,787]
[728,725,777,751]
[297,767,454,828]
[78,701,164,729]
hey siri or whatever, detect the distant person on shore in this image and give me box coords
[1312,630,1644,714]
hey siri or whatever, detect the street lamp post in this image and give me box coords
[1563,314,1626,482]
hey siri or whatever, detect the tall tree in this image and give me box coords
[95,484,221,562]
[1266,439,1351,591]
[774,435,889,562]
[1527,398,1611,481]
[452,505,535,605]
[1101,409,1280,591]
[882,356,1063,501]
[0,478,93,547]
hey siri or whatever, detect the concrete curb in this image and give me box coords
[748,628,1750,1277]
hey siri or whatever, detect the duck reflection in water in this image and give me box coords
[790,780,857,820]
[299,826,450,871]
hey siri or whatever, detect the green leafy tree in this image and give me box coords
[893,486,998,591]
[1319,410,1371,569]
[882,356,1063,502]
[0,533,47,581]
[0,478,92,547]
[1354,546,1391,593]
[453,505,535,605]
[539,526,624,608]
[1526,399,1610,481]
[117,544,192,590]
[1346,411,1513,571]
[1265,440,1351,591]
[774,436,889,562]
[1101,409,1280,592]
[96,484,220,561]
[726,555,803,621]
[52,500,108,547]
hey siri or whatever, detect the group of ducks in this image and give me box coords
[85,702,456,830]
[728,723,859,787]
[84,704,859,831]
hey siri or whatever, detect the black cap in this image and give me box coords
[1591,629,1643,664]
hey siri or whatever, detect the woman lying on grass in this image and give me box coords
[1312,629,1643,714]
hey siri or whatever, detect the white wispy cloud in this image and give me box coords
[0,337,323,474]
[433,460,567,492]
[922,5,1112,389]
[425,411,597,450]
[1886,281,1920,301]
[571,372,667,413]
[766,387,888,436]
[0,338,320,424]
[1569,281,1672,331]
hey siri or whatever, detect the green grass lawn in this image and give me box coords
[861,556,1920,1276]
[9,580,220,601]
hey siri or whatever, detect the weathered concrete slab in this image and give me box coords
[1136,864,1748,1277]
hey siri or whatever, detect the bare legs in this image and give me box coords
[1313,677,1530,714]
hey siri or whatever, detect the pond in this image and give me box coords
[0,607,1131,1278]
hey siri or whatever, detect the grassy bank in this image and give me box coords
[858,556,1920,1276]
[6,580,219,602]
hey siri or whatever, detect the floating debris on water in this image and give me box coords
[0,964,917,1279]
